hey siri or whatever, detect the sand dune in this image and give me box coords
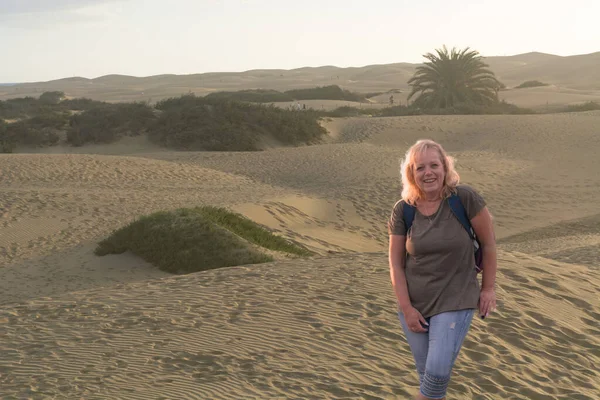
[1,110,599,398]
[486,52,600,90]
[499,86,600,110]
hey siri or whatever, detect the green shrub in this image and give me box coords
[149,95,326,151]
[198,206,313,256]
[0,120,16,153]
[5,123,60,147]
[317,102,534,118]
[60,97,107,111]
[95,206,311,274]
[377,101,534,116]
[204,89,293,103]
[0,96,55,119]
[284,85,367,102]
[199,86,367,103]
[562,101,600,112]
[150,99,259,151]
[27,112,70,129]
[0,140,15,153]
[515,80,549,89]
[66,102,156,146]
[39,91,65,105]
[0,93,105,119]
[2,112,67,148]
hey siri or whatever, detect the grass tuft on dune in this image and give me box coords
[197,206,314,256]
[95,206,313,274]
[515,80,549,89]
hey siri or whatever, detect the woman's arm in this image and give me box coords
[471,206,497,290]
[471,206,497,317]
[388,235,412,312]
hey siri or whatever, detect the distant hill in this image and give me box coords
[485,51,600,90]
[1,51,599,107]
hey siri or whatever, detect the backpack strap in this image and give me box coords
[448,193,484,272]
[447,193,475,239]
[404,195,473,237]
[401,201,416,234]
[403,194,483,271]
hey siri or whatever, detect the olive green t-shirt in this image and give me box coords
[387,185,486,318]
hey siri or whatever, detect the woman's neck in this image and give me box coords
[422,192,441,202]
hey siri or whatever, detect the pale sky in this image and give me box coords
[1,0,598,83]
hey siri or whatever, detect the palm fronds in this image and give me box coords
[408,46,501,108]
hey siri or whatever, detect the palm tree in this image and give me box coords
[407,46,501,108]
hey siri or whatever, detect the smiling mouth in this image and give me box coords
[423,179,436,183]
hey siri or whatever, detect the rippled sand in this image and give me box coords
[1,111,599,399]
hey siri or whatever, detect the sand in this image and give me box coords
[1,110,599,398]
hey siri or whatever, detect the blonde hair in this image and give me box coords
[400,139,460,205]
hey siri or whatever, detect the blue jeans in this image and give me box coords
[398,309,475,399]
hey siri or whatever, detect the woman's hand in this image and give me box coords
[479,288,497,318]
[403,306,428,332]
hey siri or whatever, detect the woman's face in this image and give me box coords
[413,148,445,198]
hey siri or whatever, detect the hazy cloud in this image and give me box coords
[0,0,126,29]
[0,0,123,16]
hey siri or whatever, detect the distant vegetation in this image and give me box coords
[388,101,534,116]
[3,112,68,148]
[562,101,600,112]
[38,91,65,105]
[60,97,107,111]
[284,85,366,102]
[515,80,549,89]
[0,92,107,120]
[323,106,379,118]
[0,96,59,120]
[321,100,534,118]
[67,102,156,146]
[363,89,403,99]
[320,100,600,117]
[203,85,366,103]
[0,91,328,152]
[95,206,312,274]
[0,120,13,153]
[1,83,598,153]
[204,89,293,102]
[149,94,326,151]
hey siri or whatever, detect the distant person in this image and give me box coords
[387,139,497,400]
[390,95,394,106]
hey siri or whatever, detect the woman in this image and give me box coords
[387,139,497,400]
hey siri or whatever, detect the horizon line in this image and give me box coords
[4,49,599,85]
